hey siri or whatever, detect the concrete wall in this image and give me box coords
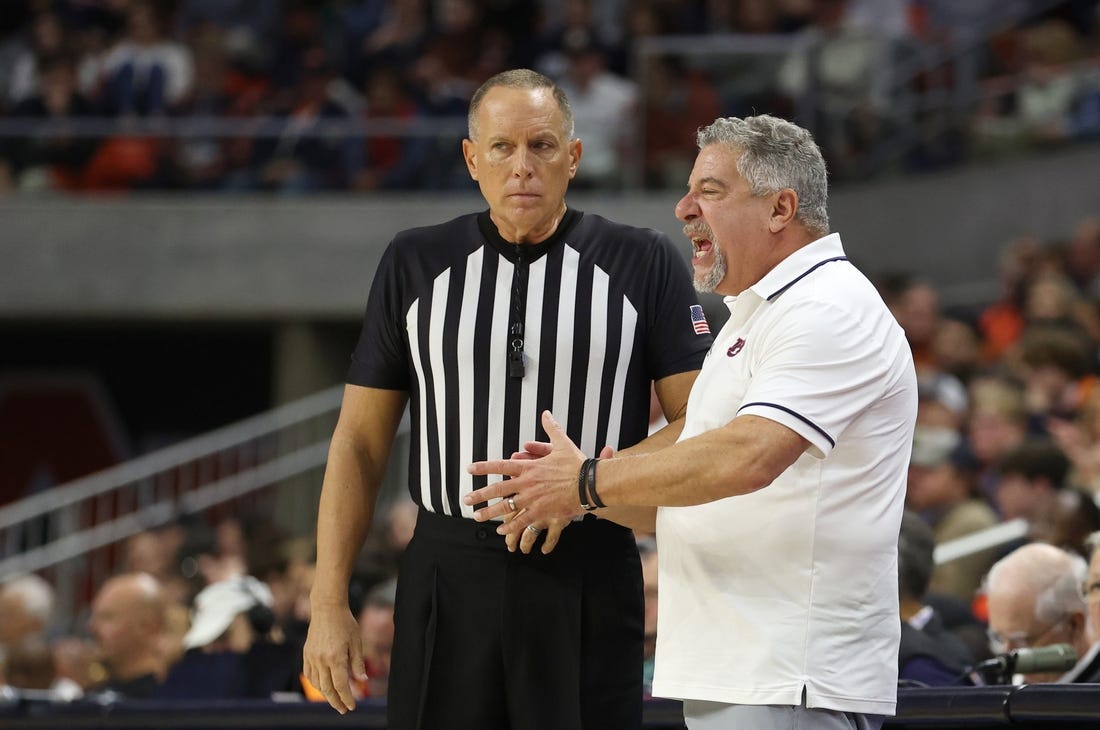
[3,143,1100,321]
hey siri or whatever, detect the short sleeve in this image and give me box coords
[643,231,712,378]
[347,242,411,390]
[737,299,892,458]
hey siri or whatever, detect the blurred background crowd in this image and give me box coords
[4,0,1100,711]
[1,0,1100,194]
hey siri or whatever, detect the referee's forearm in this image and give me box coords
[311,441,380,606]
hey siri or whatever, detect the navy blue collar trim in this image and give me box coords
[766,256,848,302]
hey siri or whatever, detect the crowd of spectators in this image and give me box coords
[3,211,1100,699]
[0,500,409,703]
[7,0,1100,706]
[0,0,1099,194]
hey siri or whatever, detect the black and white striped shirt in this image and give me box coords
[348,209,710,516]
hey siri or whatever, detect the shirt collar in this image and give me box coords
[739,232,848,301]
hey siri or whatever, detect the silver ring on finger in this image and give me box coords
[526,524,544,535]
[507,495,517,512]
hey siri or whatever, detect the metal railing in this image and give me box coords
[0,385,347,625]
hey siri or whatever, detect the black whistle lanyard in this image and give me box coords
[508,244,527,379]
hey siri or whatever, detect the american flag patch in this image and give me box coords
[690,305,710,335]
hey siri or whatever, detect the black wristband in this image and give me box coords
[587,457,606,509]
[579,458,597,511]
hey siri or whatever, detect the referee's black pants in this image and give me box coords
[386,509,644,730]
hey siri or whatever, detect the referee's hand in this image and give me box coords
[302,605,366,714]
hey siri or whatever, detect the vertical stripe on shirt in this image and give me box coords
[456,247,483,518]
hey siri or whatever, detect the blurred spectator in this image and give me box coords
[972,19,1085,156]
[157,575,302,699]
[0,574,54,652]
[776,0,894,180]
[409,0,487,116]
[0,52,101,193]
[932,317,983,385]
[352,0,429,88]
[351,65,432,191]
[6,10,68,106]
[556,31,638,190]
[87,572,169,698]
[100,0,195,116]
[175,0,279,70]
[884,276,944,374]
[897,510,975,686]
[641,55,722,189]
[0,636,82,700]
[994,438,1071,523]
[967,375,1030,502]
[242,47,357,193]
[1049,386,1100,496]
[908,430,999,604]
[1015,325,1097,429]
[1029,487,1100,559]
[52,635,102,695]
[1064,216,1100,299]
[357,577,396,698]
[979,236,1043,363]
[533,0,624,81]
[984,542,1091,683]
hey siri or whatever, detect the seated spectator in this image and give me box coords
[1015,324,1097,431]
[99,0,194,116]
[1049,386,1100,497]
[984,542,1090,683]
[555,31,638,190]
[1,636,82,701]
[350,65,432,191]
[641,55,722,190]
[908,431,999,604]
[0,52,101,192]
[87,572,169,698]
[357,578,396,698]
[6,10,68,107]
[994,438,1071,524]
[967,375,1029,503]
[897,510,975,686]
[1029,487,1100,559]
[157,575,301,699]
[0,574,54,653]
[243,48,357,193]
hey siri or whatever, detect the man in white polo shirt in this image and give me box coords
[465,114,917,730]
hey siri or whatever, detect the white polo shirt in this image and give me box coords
[652,233,917,715]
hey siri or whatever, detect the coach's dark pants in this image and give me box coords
[386,509,643,730]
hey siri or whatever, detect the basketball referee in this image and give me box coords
[303,68,712,729]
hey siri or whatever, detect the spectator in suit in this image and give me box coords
[897,510,974,686]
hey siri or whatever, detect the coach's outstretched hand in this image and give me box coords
[466,411,592,538]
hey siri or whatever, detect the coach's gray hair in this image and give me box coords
[467,68,574,141]
[697,115,829,236]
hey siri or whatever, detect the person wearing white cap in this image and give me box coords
[158,575,301,700]
[182,575,274,653]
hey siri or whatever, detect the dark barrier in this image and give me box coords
[4,688,1100,729]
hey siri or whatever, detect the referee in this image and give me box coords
[303,68,711,730]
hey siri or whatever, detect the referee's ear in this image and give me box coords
[568,137,582,179]
[462,138,480,181]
